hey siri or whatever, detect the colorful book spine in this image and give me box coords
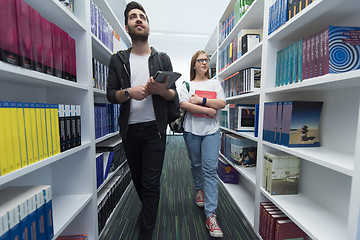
[17,102,28,168]
[40,103,49,159]
[35,103,44,161]
[16,0,33,69]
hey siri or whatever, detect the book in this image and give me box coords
[9,102,21,171]
[241,34,260,55]
[236,104,255,131]
[0,102,8,175]
[41,17,54,75]
[68,36,77,82]
[269,214,288,240]
[23,103,34,165]
[29,103,39,163]
[153,71,182,89]
[275,219,307,240]
[35,103,44,161]
[217,158,239,184]
[75,105,81,146]
[0,209,9,240]
[0,0,19,65]
[30,8,43,73]
[51,23,63,78]
[2,102,16,173]
[51,104,61,154]
[45,104,53,156]
[259,202,276,238]
[61,29,70,80]
[39,103,49,159]
[280,101,323,147]
[16,0,33,69]
[193,90,217,118]
[17,102,28,167]
[0,197,21,240]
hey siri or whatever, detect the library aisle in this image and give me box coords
[101,135,258,240]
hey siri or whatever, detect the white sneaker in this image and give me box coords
[195,190,204,207]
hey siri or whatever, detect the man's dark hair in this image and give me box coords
[124,1,148,26]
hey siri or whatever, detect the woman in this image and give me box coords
[179,50,226,238]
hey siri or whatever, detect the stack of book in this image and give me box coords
[263,101,323,147]
[58,104,81,152]
[262,152,300,195]
[94,103,120,139]
[0,185,54,240]
[259,202,307,240]
[0,0,77,81]
[92,58,109,91]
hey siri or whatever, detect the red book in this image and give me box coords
[275,219,307,240]
[259,202,275,238]
[16,0,33,69]
[30,7,43,72]
[68,36,76,82]
[0,0,19,65]
[41,16,53,75]
[51,23,63,78]
[268,214,288,240]
[193,90,217,118]
[60,29,70,80]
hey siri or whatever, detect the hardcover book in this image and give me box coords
[41,17,54,75]
[30,8,43,73]
[51,23,63,78]
[16,0,33,69]
[193,90,217,118]
[241,34,260,55]
[275,219,307,240]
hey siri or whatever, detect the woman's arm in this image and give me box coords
[180,101,217,118]
[189,94,226,110]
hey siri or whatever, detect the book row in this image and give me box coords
[97,164,131,234]
[218,29,262,72]
[58,0,74,13]
[259,202,307,240]
[222,104,256,132]
[0,102,81,176]
[0,185,53,240]
[92,58,109,91]
[262,152,300,196]
[268,0,314,35]
[276,26,360,87]
[219,0,255,44]
[96,140,127,189]
[221,133,257,167]
[94,103,120,139]
[263,101,323,148]
[0,0,77,81]
[90,0,125,53]
[222,67,261,97]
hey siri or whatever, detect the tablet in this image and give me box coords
[154,71,182,88]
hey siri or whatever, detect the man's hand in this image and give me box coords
[129,85,149,100]
[145,76,169,95]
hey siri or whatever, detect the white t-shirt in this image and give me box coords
[179,79,226,136]
[128,53,155,124]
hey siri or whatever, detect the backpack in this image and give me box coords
[169,81,189,133]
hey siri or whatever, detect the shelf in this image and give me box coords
[226,90,260,104]
[219,153,256,186]
[218,42,262,78]
[0,143,91,185]
[262,190,347,240]
[24,0,86,32]
[93,0,131,47]
[266,69,360,94]
[93,88,107,96]
[262,141,355,177]
[218,0,264,50]
[97,160,127,193]
[0,62,88,91]
[95,132,120,144]
[219,178,255,227]
[92,34,113,65]
[53,194,93,239]
[220,127,258,142]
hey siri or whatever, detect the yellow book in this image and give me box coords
[9,102,21,171]
[35,103,44,161]
[16,102,28,168]
[40,103,49,159]
[0,101,9,175]
[29,103,39,163]
[45,104,53,156]
[23,103,34,165]
[51,104,60,155]
[3,102,15,173]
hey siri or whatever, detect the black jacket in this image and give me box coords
[106,47,176,140]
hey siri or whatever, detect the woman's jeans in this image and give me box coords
[183,130,220,218]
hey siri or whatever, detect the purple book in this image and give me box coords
[41,17,53,75]
[318,29,325,77]
[68,36,76,82]
[30,8,43,72]
[268,102,278,143]
[323,27,329,75]
[262,102,269,142]
[51,23,62,78]
[0,0,19,65]
[314,32,320,77]
[16,0,33,69]
[309,34,315,79]
[275,102,283,144]
[302,37,307,80]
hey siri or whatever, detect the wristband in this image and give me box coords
[202,97,207,106]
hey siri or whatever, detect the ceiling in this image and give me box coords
[107,0,230,75]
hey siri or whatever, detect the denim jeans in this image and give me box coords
[123,121,166,240]
[183,130,220,218]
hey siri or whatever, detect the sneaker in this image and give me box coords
[195,190,204,207]
[206,214,223,238]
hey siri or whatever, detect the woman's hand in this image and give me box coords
[189,94,202,105]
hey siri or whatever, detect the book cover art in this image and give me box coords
[193,90,217,118]
[217,159,239,184]
[281,101,323,147]
[236,104,255,132]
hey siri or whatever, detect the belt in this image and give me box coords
[129,120,156,128]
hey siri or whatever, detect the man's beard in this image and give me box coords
[128,26,149,42]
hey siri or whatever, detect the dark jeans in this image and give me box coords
[123,121,166,240]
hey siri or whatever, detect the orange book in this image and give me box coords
[193,90,217,118]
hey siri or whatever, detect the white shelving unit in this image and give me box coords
[205,0,360,239]
[0,0,131,239]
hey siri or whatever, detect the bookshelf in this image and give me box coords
[205,0,360,239]
[0,0,130,239]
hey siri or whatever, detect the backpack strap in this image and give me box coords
[183,81,190,92]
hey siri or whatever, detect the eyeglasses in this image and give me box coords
[196,58,210,64]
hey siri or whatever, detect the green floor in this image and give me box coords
[103,135,258,240]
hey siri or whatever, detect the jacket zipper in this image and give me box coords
[123,63,130,139]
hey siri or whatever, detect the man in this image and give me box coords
[106,1,176,239]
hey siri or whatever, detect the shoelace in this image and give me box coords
[209,217,219,230]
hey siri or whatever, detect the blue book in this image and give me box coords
[0,198,20,240]
[275,102,283,144]
[0,210,9,240]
